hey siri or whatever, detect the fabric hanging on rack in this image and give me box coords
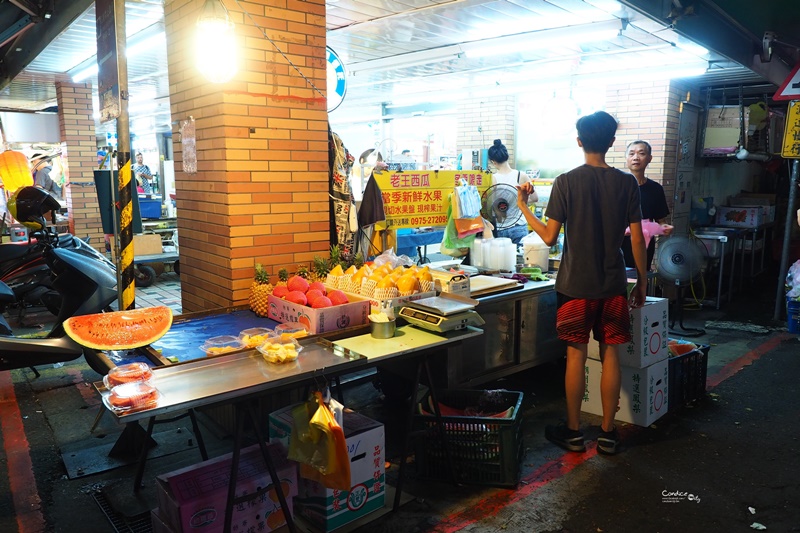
[356,169,388,258]
[328,129,357,256]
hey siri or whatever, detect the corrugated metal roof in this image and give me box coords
[0,0,774,134]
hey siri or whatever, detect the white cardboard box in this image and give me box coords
[269,406,386,532]
[588,297,668,368]
[582,357,669,427]
[715,206,763,228]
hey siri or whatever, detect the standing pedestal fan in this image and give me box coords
[655,236,706,337]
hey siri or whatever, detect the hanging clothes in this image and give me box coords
[328,129,357,256]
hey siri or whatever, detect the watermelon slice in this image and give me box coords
[64,306,173,350]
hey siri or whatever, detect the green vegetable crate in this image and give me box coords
[413,389,524,488]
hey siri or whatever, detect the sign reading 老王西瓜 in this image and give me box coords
[371,170,493,229]
[781,100,800,159]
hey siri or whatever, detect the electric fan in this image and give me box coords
[655,235,706,337]
[481,183,523,229]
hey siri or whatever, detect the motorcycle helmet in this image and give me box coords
[7,186,61,231]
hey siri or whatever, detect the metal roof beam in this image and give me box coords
[0,0,93,90]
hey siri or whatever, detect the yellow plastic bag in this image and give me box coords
[288,391,351,491]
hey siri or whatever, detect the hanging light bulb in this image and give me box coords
[196,0,237,83]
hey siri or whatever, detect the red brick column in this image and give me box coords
[165,0,329,312]
[56,81,104,248]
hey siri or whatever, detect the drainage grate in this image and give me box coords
[92,491,153,533]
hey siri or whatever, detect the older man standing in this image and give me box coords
[620,140,673,271]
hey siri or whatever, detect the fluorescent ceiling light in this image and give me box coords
[127,31,165,57]
[72,64,98,83]
[463,23,621,59]
[348,19,622,75]
[675,40,709,58]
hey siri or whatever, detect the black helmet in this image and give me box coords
[8,186,61,231]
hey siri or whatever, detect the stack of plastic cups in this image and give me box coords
[471,237,483,268]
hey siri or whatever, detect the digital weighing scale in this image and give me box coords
[399,294,485,332]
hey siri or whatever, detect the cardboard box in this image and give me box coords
[429,269,470,297]
[582,357,669,427]
[151,509,178,533]
[269,406,386,532]
[730,196,776,224]
[156,443,297,533]
[715,206,763,228]
[134,233,163,255]
[267,294,369,334]
[588,297,668,368]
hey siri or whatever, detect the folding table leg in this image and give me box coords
[223,405,246,533]
[133,417,156,492]
[393,358,423,511]
[188,409,208,461]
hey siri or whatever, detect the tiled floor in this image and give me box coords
[135,272,182,313]
[109,271,183,314]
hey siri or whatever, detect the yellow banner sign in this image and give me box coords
[782,100,800,159]
[371,169,494,229]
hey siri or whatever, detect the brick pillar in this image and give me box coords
[164,0,329,312]
[605,80,696,216]
[56,81,104,248]
[457,96,516,167]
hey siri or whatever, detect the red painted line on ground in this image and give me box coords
[706,333,792,389]
[0,371,46,533]
[432,332,790,532]
[431,447,598,532]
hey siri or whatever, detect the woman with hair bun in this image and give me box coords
[486,139,536,245]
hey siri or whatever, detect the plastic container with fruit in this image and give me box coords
[200,335,245,356]
[238,327,275,349]
[256,336,303,363]
[274,322,308,341]
[103,361,154,389]
[104,381,161,413]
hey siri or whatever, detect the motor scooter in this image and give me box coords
[0,232,114,319]
[0,192,119,376]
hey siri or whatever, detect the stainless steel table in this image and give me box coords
[96,325,483,533]
[694,229,739,309]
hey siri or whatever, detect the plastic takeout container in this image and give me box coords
[104,382,161,413]
[200,335,244,356]
[238,327,275,348]
[274,322,308,341]
[256,336,303,363]
[103,362,153,389]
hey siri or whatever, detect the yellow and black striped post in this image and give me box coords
[117,154,135,310]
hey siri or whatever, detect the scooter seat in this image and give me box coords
[0,281,15,304]
[0,241,34,262]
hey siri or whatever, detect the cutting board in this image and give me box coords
[468,275,520,297]
[332,326,449,360]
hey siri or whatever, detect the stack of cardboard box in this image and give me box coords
[582,297,670,427]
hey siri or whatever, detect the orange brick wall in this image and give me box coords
[164,0,329,312]
[605,79,699,218]
[56,82,105,249]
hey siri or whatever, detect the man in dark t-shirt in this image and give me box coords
[517,111,648,456]
[621,140,673,270]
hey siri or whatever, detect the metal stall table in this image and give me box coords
[694,228,740,309]
[427,279,564,388]
[95,323,482,533]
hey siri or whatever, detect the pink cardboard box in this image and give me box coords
[156,443,297,533]
[715,206,763,228]
[267,294,369,334]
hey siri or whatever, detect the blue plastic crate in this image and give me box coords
[139,199,161,219]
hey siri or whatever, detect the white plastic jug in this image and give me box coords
[521,233,550,269]
[471,237,483,268]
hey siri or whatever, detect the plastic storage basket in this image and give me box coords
[668,344,710,412]
[413,389,524,488]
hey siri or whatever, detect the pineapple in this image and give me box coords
[249,263,273,317]
[312,255,330,282]
[297,265,310,279]
[329,245,342,272]
[277,268,289,286]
